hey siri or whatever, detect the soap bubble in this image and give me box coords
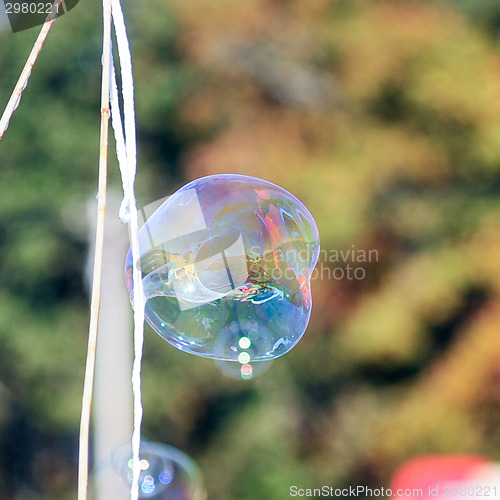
[125,174,320,362]
[112,440,206,499]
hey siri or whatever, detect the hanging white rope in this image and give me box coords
[110,59,128,182]
[109,1,145,499]
[111,0,137,226]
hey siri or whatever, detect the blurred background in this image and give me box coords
[2,0,500,498]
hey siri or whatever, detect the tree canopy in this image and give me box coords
[2,1,500,498]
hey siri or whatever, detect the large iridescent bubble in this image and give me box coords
[125,174,319,362]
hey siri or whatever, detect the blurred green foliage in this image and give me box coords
[2,0,500,498]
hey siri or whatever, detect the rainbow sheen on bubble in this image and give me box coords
[125,174,320,362]
[112,441,206,499]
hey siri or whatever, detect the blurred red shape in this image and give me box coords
[390,455,491,499]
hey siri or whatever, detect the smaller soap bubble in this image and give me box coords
[112,440,206,499]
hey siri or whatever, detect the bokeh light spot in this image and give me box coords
[239,336,251,349]
[238,352,251,364]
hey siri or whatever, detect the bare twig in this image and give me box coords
[0,0,63,142]
[77,0,112,497]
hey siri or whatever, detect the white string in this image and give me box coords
[109,59,128,177]
[108,1,145,499]
[111,0,137,226]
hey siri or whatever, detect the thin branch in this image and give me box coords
[0,0,63,142]
[77,0,112,497]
